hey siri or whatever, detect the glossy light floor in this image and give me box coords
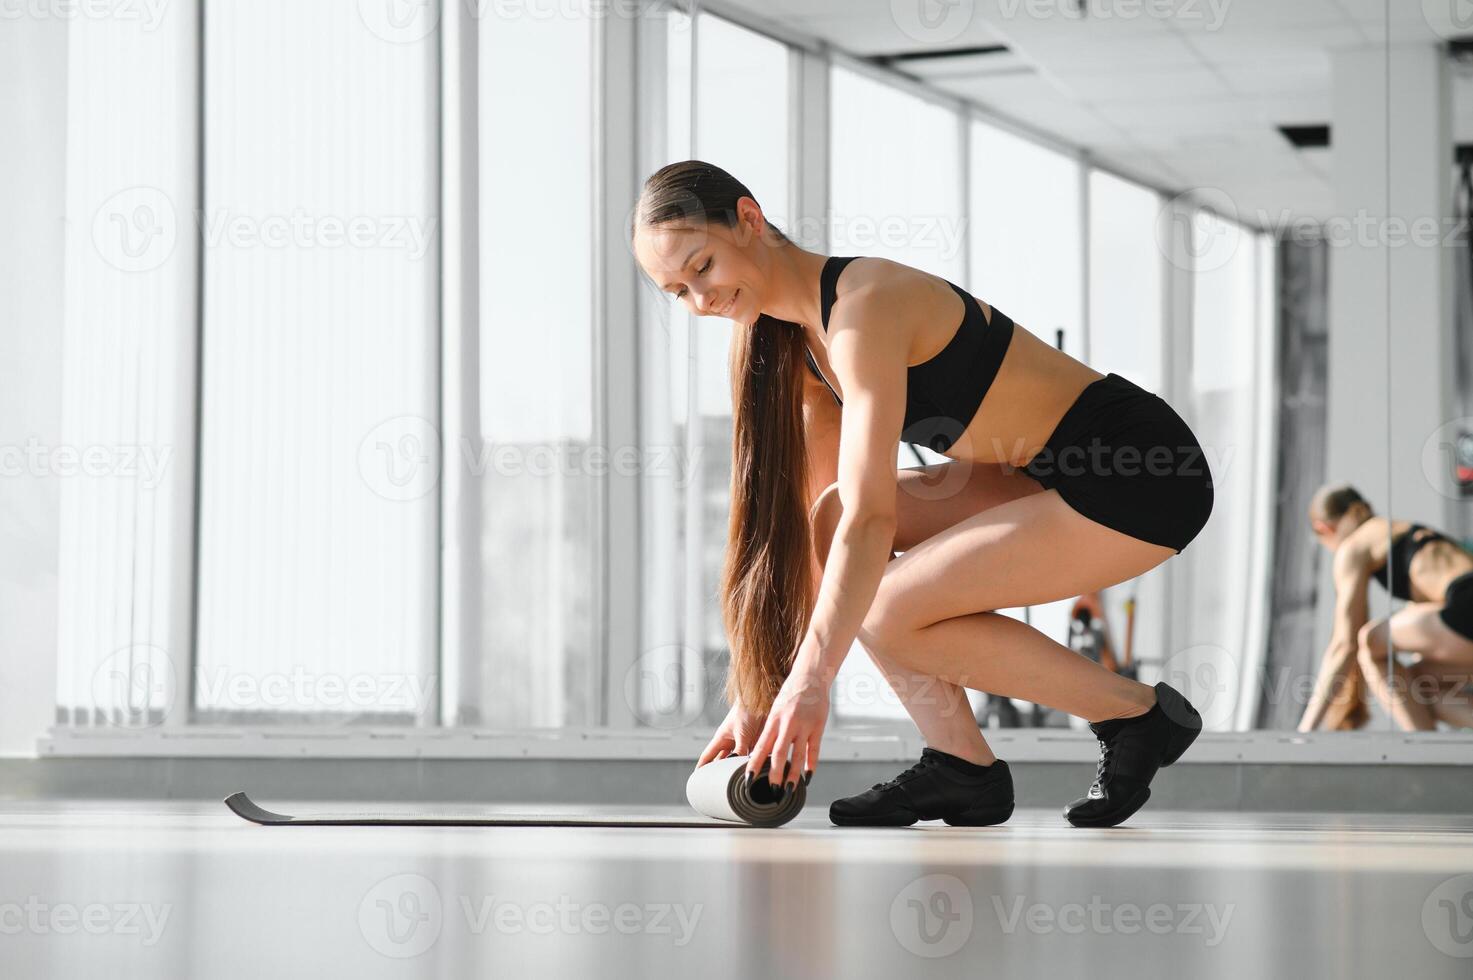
[5,800,1473,979]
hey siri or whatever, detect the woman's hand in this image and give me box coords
[694,700,765,770]
[746,655,831,791]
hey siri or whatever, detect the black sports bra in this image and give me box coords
[1371,524,1452,600]
[802,255,1014,453]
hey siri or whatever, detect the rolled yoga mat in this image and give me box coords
[223,755,807,829]
[682,754,807,828]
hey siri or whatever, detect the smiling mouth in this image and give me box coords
[717,288,739,317]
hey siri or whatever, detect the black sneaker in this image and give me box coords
[829,748,1014,827]
[1063,681,1202,828]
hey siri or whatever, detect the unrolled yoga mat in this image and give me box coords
[224,755,807,829]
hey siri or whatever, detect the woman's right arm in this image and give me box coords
[696,370,841,771]
[1298,545,1371,731]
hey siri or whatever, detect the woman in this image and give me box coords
[632,160,1210,828]
[1300,484,1473,732]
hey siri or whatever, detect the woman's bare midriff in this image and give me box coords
[878,259,1102,468]
[1382,520,1473,603]
[1359,518,1473,603]
[946,318,1103,468]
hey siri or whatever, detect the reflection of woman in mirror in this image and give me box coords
[1302,484,1473,731]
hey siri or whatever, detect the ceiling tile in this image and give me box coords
[1009,33,1202,72]
[1182,24,1366,62]
[1212,59,1330,96]
[1053,66,1232,101]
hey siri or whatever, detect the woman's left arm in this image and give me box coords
[745,288,911,790]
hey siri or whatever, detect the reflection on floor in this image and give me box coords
[4,801,1473,979]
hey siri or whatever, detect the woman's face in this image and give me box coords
[1309,507,1356,551]
[633,209,766,323]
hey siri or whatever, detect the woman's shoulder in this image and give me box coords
[1343,516,1394,565]
[834,255,925,296]
[834,256,994,327]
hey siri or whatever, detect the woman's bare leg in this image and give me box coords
[810,463,1030,765]
[1358,607,1473,731]
[1428,676,1473,729]
[811,464,1161,765]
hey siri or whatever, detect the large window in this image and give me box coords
[1172,214,1276,729]
[56,10,198,727]
[464,5,599,727]
[1084,168,1170,698]
[970,119,1083,359]
[193,0,439,722]
[829,67,963,281]
[1087,170,1164,390]
[636,12,792,729]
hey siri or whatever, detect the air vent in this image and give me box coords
[865,44,1009,68]
[1278,125,1330,149]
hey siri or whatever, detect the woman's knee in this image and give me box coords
[1357,619,1387,663]
[861,573,986,662]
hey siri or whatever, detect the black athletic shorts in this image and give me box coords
[1021,372,1214,554]
[1440,570,1473,642]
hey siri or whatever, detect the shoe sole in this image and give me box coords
[829,810,919,827]
[830,800,1014,828]
[829,809,1013,828]
[942,803,1014,827]
[1064,787,1150,828]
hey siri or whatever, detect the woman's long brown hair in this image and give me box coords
[632,160,816,718]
